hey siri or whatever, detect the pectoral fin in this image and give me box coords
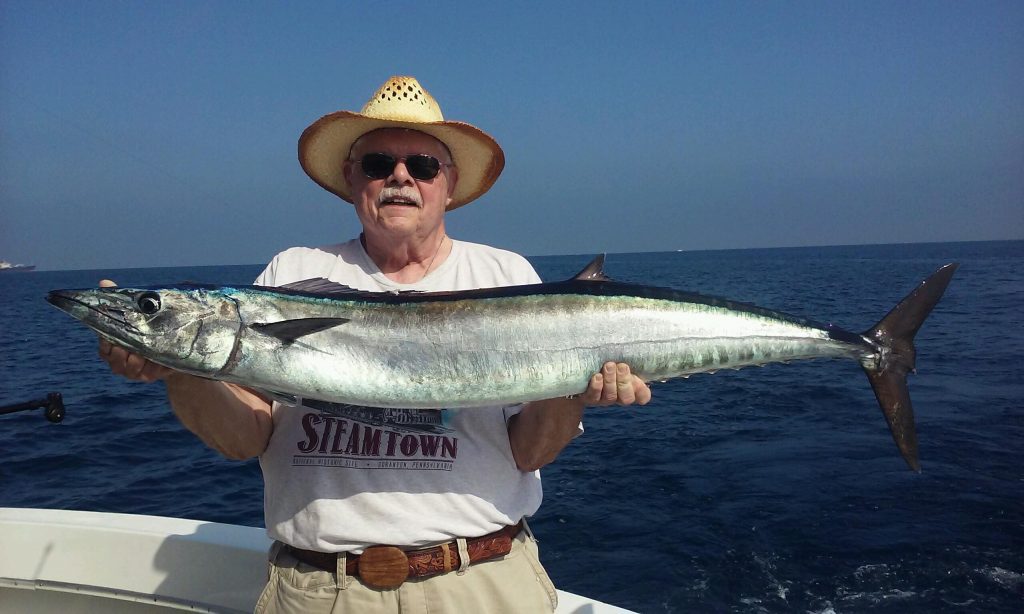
[251,317,350,345]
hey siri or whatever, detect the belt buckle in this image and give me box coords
[358,546,409,590]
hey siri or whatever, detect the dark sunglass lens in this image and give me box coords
[405,155,442,180]
[360,153,396,179]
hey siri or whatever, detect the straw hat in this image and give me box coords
[298,76,505,210]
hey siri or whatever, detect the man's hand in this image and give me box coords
[508,362,652,471]
[577,361,652,406]
[94,281,272,459]
[96,279,174,383]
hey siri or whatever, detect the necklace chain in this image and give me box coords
[418,234,447,282]
[360,233,448,283]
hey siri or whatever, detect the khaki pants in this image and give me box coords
[254,528,558,614]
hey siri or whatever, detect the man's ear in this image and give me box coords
[342,159,355,185]
[446,167,459,207]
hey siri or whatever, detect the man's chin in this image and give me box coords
[376,205,422,221]
[373,212,422,230]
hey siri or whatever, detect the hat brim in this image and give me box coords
[298,111,505,210]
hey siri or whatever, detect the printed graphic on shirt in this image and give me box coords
[293,400,458,471]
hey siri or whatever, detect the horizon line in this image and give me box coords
[16,238,1021,273]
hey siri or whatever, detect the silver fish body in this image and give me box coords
[46,256,958,470]
[228,290,871,408]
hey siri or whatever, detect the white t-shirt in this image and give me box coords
[256,238,545,552]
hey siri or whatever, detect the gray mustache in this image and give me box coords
[378,187,422,206]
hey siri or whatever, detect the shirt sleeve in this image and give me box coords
[253,254,279,286]
[509,255,542,285]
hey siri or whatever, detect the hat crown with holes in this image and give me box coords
[298,76,505,210]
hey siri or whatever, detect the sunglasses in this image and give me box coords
[356,153,451,181]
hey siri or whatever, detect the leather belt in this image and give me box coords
[284,521,523,590]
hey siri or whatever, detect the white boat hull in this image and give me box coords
[0,508,634,613]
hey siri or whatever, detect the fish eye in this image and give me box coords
[137,291,162,315]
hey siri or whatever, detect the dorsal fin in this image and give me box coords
[571,254,611,282]
[274,278,361,295]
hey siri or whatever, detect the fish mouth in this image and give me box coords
[45,290,78,312]
[46,290,142,335]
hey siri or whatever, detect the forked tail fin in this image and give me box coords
[863,263,959,471]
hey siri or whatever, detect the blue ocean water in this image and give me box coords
[1,240,1021,612]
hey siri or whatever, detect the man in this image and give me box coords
[100,76,651,613]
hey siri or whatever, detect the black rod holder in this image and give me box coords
[0,392,65,423]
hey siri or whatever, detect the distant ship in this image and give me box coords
[0,260,35,272]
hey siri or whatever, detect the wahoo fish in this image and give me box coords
[46,256,957,471]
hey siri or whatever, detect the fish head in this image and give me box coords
[46,285,242,374]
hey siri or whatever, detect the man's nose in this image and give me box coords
[387,160,415,185]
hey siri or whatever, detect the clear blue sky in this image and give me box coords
[2,1,1021,270]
